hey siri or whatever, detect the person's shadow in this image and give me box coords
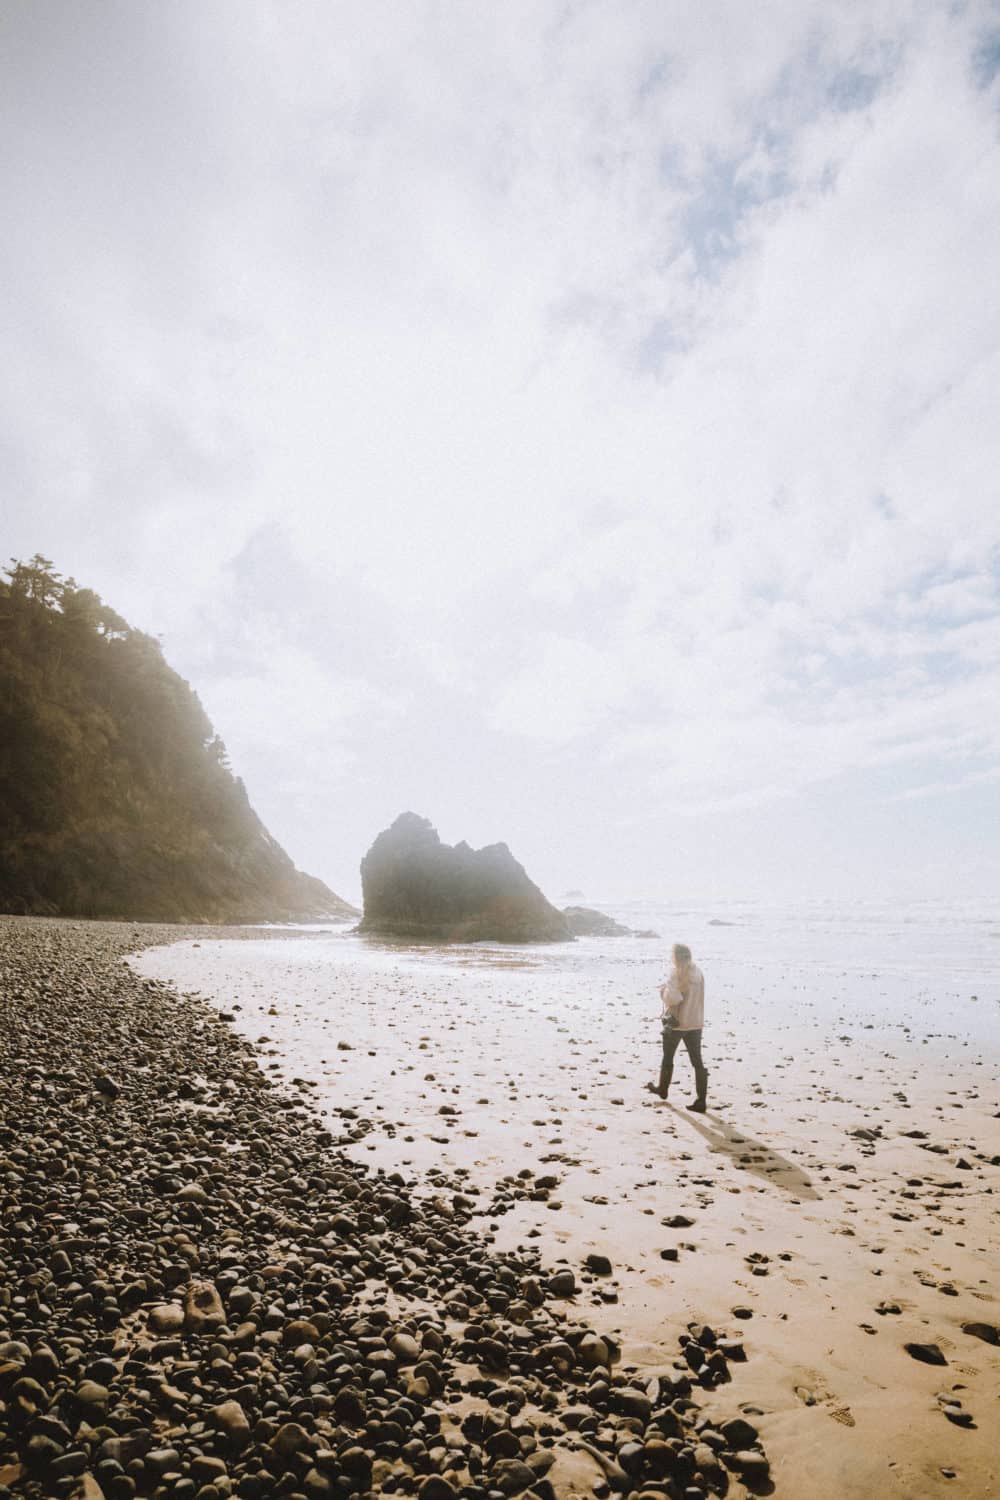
[673,1106,820,1199]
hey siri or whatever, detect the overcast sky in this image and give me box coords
[3,1,1000,906]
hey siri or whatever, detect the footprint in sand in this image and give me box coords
[829,1407,856,1427]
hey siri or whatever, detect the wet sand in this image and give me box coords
[135,932,1000,1499]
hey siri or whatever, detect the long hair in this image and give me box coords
[672,943,692,968]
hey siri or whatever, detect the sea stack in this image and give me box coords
[359,812,572,942]
[562,905,630,937]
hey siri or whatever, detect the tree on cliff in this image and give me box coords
[0,557,356,922]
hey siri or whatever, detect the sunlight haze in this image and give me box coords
[3,0,999,905]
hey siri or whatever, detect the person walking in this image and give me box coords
[649,942,708,1111]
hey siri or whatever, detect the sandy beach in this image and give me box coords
[134,922,1000,1500]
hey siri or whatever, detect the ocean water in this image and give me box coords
[245,895,1000,1048]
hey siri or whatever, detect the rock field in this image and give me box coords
[0,917,769,1500]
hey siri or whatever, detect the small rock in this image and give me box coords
[419,1478,458,1500]
[611,1387,652,1422]
[961,1322,999,1346]
[271,1422,313,1458]
[184,1281,225,1333]
[210,1400,250,1446]
[720,1417,759,1448]
[731,1450,770,1478]
[584,1253,613,1275]
[546,1269,576,1297]
[577,1332,610,1369]
[147,1303,185,1334]
[72,1381,109,1416]
[904,1342,948,1366]
[389,1332,421,1364]
[490,1458,538,1495]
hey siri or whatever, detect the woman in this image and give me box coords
[649,942,708,1111]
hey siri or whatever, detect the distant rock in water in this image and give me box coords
[562,905,630,937]
[359,813,572,942]
[565,887,585,898]
[0,555,358,924]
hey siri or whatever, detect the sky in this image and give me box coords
[3,0,1000,906]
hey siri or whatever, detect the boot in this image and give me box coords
[646,1059,672,1100]
[688,1066,708,1113]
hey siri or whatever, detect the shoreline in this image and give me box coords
[1,915,776,1500]
[133,925,1000,1499]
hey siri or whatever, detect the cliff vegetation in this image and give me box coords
[0,555,355,923]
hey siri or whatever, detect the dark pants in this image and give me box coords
[659,1027,707,1102]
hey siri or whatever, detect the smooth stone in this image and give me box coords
[148,1303,185,1334]
[545,1271,576,1298]
[720,1417,758,1448]
[961,1322,999,1346]
[584,1254,613,1276]
[210,1400,251,1445]
[904,1342,948,1366]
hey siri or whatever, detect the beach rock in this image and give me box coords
[389,1331,422,1364]
[611,1387,652,1422]
[904,1342,948,1365]
[561,907,629,937]
[490,1458,540,1494]
[148,1302,185,1334]
[271,1422,313,1458]
[419,1478,459,1500]
[720,1417,759,1448]
[577,1333,610,1368]
[210,1400,251,1445]
[584,1253,613,1275]
[961,1322,999,1345]
[546,1269,576,1297]
[731,1450,770,1478]
[358,812,572,942]
[184,1281,225,1332]
[71,1380,109,1417]
[303,1469,337,1499]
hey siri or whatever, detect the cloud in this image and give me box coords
[2,0,999,896]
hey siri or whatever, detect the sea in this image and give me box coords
[137,895,1000,1057]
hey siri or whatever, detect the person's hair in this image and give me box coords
[673,943,692,966]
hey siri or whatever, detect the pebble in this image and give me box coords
[584,1252,613,1275]
[0,916,772,1500]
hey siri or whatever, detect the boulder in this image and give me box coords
[359,813,572,942]
[561,906,629,937]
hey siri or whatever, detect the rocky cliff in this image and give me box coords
[0,555,357,924]
[359,812,572,942]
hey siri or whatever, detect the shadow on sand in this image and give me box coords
[674,1106,820,1199]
